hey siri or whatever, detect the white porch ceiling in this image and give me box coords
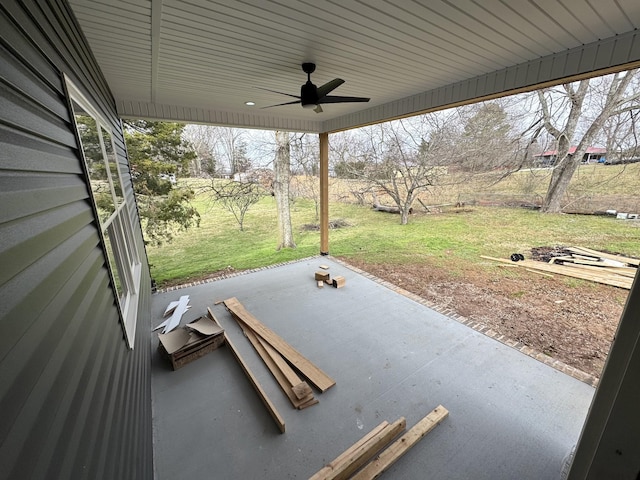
[68,0,640,133]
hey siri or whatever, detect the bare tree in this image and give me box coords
[183,124,216,176]
[274,131,296,249]
[183,125,251,177]
[348,117,451,225]
[537,69,639,212]
[290,133,321,219]
[208,180,265,231]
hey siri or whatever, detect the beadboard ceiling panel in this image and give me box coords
[68,0,640,133]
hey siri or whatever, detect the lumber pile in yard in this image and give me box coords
[482,246,638,289]
[309,405,449,480]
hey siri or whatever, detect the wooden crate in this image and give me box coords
[158,332,225,370]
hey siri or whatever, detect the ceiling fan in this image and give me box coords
[262,63,370,113]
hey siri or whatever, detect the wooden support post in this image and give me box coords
[319,132,329,255]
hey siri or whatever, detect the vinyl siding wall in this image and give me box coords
[0,1,152,479]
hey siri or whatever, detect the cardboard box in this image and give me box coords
[158,316,225,370]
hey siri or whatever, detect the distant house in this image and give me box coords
[535,146,607,166]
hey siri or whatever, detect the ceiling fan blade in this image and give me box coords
[261,100,301,109]
[316,78,345,98]
[256,87,300,99]
[318,95,370,104]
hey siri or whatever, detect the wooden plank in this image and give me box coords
[207,308,286,433]
[309,419,406,480]
[517,260,633,288]
[298,396,319,410]
[234,317,314,409]
[562,263,638,278]
[569,246,640,266]
[525,268,553,278]
[223,297,336,392]
[482,256,633,289]
[351,405,449,480]
[256,335,314,400]
[480,255,516,265]
[566,258,627,268]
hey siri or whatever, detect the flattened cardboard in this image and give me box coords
[158,328,191,354]
[187,316,224,336]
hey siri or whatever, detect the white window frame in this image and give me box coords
[66,77,141,348]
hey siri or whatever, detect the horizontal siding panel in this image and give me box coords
[0,9,63,93]
[0,124,81,173]
[43,288,117,480]
[0,202,92,285]
[0,172,88,224]
[31,274,113,480]
[0,224,99,362]
[0,43,69,119]
[1,1,152,480]
[0,82,75,146]
[0,252,106,478]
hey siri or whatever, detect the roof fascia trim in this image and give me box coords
[323,30,640,133]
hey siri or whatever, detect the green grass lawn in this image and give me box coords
[147,189,640,287]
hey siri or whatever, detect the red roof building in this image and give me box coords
[535,146,607,166]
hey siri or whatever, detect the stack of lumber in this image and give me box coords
[220,297,335,411]
[481,246,638,289]
[310,405,448,480]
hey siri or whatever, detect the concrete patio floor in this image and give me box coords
[150,257,594,479]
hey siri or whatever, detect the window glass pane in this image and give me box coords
[72,100,115,224]
[103,226,124,302]
[101,126,124,206]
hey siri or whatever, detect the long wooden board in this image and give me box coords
[351,405,449,480]
[562,262,638,278]
[569,246,640,266]
[481,256,633,289]
[241,323,316,409]
[223,297,336,392]
[255,335,313,399]
[207,308,286,433]
[310,419,406,480]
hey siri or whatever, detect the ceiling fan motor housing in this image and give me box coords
[301,81,318,108]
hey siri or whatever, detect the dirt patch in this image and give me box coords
[341,257,630,379]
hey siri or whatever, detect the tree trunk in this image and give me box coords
[542,155,580,212]
[539,70,638,212]
[274,131,296,250]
